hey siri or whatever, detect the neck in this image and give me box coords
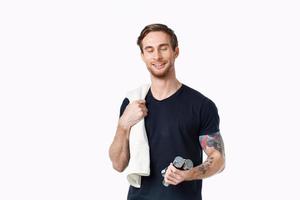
[150,77,182,101]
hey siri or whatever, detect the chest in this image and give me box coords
[145,101,201,141]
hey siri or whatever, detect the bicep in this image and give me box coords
[199,132,225,157]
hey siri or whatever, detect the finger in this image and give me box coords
[165,176,177,185]
[138,104,147,109]
[167,172,178,180]
[131,100,144,106]
[169,164,178,172]
[137,105,147,114]
[165,175,180,185]
[165,179,176,185]
[170,169,182,179]
[137,99,146,104]
[141,107,148,114]
[143,111,148,117]
[169,166,184,179]
[142,111,148,117]
[166,167,178,179]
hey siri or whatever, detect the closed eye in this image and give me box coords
[159,44,169,51]
[144,47,154,53]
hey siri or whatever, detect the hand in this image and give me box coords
[119,100,148,130]
[164,163,189,186]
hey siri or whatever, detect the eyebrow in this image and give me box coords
[143,43,170,50]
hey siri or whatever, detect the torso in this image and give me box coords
[120,84,218,200]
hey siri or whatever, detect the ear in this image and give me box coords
[175,47,179,58]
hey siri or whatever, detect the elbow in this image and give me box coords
[219,163,225,173]
[112,162,127,172]
[108,150,128,172]
[113,164,125,173]
[218,157,226,173]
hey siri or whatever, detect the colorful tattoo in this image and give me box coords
[199,132,225,156]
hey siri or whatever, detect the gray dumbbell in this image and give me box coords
[161,156,193,187]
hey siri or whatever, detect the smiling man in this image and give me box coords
[109,23,225,200]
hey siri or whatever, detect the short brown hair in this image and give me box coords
[137,23,178,53]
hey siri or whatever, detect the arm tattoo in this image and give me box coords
[199,132,225,156]
[197,157,214,174]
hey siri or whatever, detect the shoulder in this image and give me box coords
[182,84,218,110]
[182,84,211,102]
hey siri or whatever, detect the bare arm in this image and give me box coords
[108,122,131,172]
[164,132,225,185]
[188,132,225,180]
[109,100,148,172]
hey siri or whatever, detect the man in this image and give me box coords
[109,23,225,200]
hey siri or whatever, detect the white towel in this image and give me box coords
[125,84,151,188]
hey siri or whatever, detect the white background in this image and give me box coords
[1,0,299,199]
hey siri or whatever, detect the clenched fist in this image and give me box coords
[118,100,148,130]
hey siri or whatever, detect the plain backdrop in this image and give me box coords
[1,0,299,199]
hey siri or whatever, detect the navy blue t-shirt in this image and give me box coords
[119,84,220,200]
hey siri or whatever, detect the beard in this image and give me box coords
[146,63,174,78]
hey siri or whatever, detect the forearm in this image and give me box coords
[187,132,226,180]
[186,151,225,180]
[163,132,225,185]
[109,100,148,172]
[109,122,130,172]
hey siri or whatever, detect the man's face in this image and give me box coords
[141,31,179,78]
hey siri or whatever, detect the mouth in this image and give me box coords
[152,63,166,70]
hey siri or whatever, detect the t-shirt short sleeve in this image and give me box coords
[119,98,130,117]
[199,98,220,136]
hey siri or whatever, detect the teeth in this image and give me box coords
[153,63,164,68]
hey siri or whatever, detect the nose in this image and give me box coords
[153,50,162,60]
